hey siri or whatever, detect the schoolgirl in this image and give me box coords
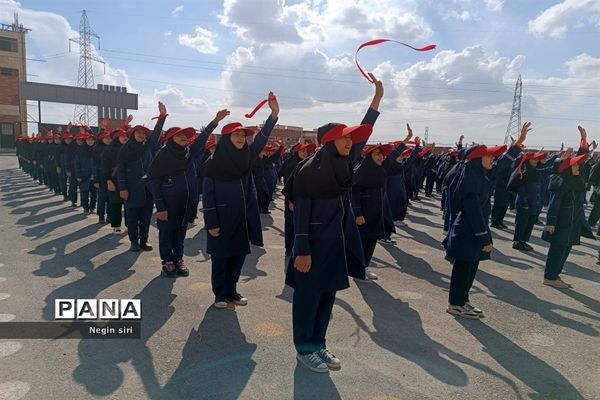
[147,109,229,276]
[202,92,279,308]
[284,75,382,373]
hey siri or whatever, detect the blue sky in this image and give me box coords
[1,0,599,148]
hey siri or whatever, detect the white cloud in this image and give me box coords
[171,5,184,17]
[528,0,600,38]
[393,45,527,112]
[565,53,600,77]
[178,26,218,54]
[154,87,209,110]
[485,0,504,12]
[219,0,431,45]
[164,30,172,37]
[0,0,135,130]
[443,10,474,21]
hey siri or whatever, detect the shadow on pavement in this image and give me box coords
[160,307,257,400]
[458,319,584,399]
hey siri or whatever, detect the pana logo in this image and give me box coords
[55,299,142,320]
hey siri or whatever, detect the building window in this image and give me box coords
[0,68,17,77]
[0,123,14,136]
[0,37,18,52]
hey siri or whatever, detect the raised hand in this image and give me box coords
[268,91,279,118]
[213,109,230,124]
[403,123,413,143]
[126,114,134,125]
[516,122,532,146]
[158,101,167,117]
[578,125,587,141]
[368,73,384,111]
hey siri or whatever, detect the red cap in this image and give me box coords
[46,134,54,140]
[221,122,256,136]
[98,130,111,140]
[63,133,74,140]
[449,150,460,157]
[466,145,506,161]
[320,124,372,145]
[417,147,432,158]
[400,148,413,157]
[363,143,393,157]
[166,127,196,142]
[130,125,152,137]
[112,129,129,139]
[205,135,217,150]
[559,154,588,173]
[533,151,547,160]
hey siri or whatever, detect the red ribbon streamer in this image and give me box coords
[151,113,169,120]
[355,39,436,82]
[245,95,276,119]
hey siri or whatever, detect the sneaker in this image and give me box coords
[543,278,570,289]
[113,227,122,234]
[523,242,534,251]
[378,238,397,245]
[490,223,504,230]
[129,243,140,252]
[365,267,378,280]
[70,203,77,208]
[512,242,530,251]
[162,261,177,278]
[139,242,153,251]
[296,352,329,373]
[464,302,484,318]
[226,293,248,306]
[98,217,106,224]
[175,260,190,277]
[83,209,91,215]
[316,349,341,370]
[446,304,480,320]
[214,296,228,309]
[558,277,573,288]
[397,221,408,227]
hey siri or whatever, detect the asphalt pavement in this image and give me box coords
[0,154,598,400]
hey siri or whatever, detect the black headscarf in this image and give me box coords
[116,137,147,164]
[549,165,586,193]
[146,139,191,180]
[283,142,352,200]
[101,139,124,172]
[75,141,94,159]
[203,135,251,181]
[353,152,386,188]
[92,141,107,163]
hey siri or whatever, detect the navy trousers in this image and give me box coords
[544,244,572,280]
[97,183,109,220]
[514,209,536,242]
[68,175,78,204]
[449,259,479,306]
[361,236,378,267]
[491,201,509,226]
[293,289,336,355]
[125,196,153,244]
[211,255,246,297]
[159,224,187,263]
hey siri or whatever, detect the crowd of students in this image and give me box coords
[12,76,598,373]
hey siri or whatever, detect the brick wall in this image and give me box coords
[0,74,19,106]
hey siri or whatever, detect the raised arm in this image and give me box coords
[190,109,230,157]
[351,73,383,165]
[250,92,279,160]
[149,102,168,151]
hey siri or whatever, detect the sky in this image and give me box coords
[1,0,599,148]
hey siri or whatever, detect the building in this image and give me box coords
[245,122,317,147]
[0,15,28,149]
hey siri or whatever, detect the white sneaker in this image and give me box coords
[365,267,379,280]
[464,302,484,318]
[112,227,122,234]
[446,304,480,320]
[296,352,328,373]
[316,349,341,370]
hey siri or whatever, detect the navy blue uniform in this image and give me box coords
[285,107,378,355]
[203,115,277,298]
[148,122,217,266]
[74,142,97,212]
[117,117,165,246]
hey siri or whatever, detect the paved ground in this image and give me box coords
[0,153,598,400]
